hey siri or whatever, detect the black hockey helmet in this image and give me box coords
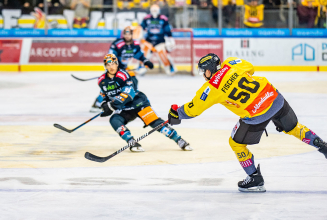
[198,53,221,80]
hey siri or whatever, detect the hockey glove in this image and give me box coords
[144,59,154,69]
[168,104,181,125]
[100,102,114,117]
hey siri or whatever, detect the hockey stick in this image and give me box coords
[71,74,99,82]
[85,120,169,163]
[54,112,102,133]
[71,68,142,82]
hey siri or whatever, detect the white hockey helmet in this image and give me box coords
[150,4,160,18]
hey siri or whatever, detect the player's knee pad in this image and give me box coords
[272,100,298,132]
[229,137,256,175]
[109,114,126,130]
[137,106,159,126]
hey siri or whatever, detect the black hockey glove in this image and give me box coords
[144,59,154,69]
[168,104,181,125]
[100,102,114,117]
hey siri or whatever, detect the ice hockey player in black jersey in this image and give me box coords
[98,53,192,152]
[90,26,154,112]
[141,4,176,75]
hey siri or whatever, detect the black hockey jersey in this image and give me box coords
[108,38,146,70]
[98,69,148,111]
[141,14,172,46]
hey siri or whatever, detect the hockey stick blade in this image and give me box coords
[84,120,168,163]
[71,74,99,81]
[53,123,72,133]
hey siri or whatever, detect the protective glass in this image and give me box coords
[198,67,205,76]
[105,58,118,65]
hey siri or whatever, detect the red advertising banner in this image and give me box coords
[29,41,112,63]
[194,39,223,62]
[0,40,22,63]
[28,39,223,64]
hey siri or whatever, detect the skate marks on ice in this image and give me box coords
[0,125,315,168]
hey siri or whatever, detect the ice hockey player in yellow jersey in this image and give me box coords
[168,53,327,192]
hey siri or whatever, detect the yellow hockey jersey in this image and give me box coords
[182,57,278,119]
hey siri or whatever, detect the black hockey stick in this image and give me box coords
[54,112,102,133]
[85,120,169,163]
[71,68,140,82]
[71,74,99,81]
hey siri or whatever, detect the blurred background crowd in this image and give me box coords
[1,0,326,29]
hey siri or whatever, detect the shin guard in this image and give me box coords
[229,137,256,175]
[284,122,320,148]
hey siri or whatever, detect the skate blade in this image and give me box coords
[238,185,266,193]
[130,147,145,152]
[182,146,193,151]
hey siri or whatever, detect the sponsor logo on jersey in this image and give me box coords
[116,41,126,49]
[116,72,127,81]
[200,86,211,101]
[245,83,278,116]
[228,59,242,65]
[98,74,105,85]
[302,138,311,144]
[209,65,231,89]
[107,84,117,90]
[310,130,316,135]
[221,73,239,93]
[240,158,253,168]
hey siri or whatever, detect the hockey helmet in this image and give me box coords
[103,54,118,65]
[123,26,133,35]
[150,4,160,18]
[197,53,221,80]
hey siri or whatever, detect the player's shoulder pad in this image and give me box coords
[133,40,140,46]
[98,73,106,85]
[144,14,152,20]
[116,70,130,81]
[115,39,125,49]
[160,15,168,21]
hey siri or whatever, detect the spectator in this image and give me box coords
[244,0,264,27]
[21,0,34,14]
[263,0,281,8]
[1,0,22,9]
[70,0,91,28]
[297,0,320,28]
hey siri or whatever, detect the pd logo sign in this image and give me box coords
[292,43,315,61]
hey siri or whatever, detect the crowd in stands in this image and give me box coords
[0,0,326,28]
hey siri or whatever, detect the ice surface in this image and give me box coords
[0,71,327,219]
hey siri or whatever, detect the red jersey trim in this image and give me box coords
[134,40,140,45]
[116,41,125,49]
[160,15,168,21]
[209,65,231,89]
[98,74,106,85]
[116,71,127,81]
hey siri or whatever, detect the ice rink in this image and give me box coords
[1,71,327,219]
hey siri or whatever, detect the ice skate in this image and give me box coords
[177,138,193,151]
[238,164,266,193]
[128,138,145,152]
[313,138,327,159]
[90,100,102,113]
